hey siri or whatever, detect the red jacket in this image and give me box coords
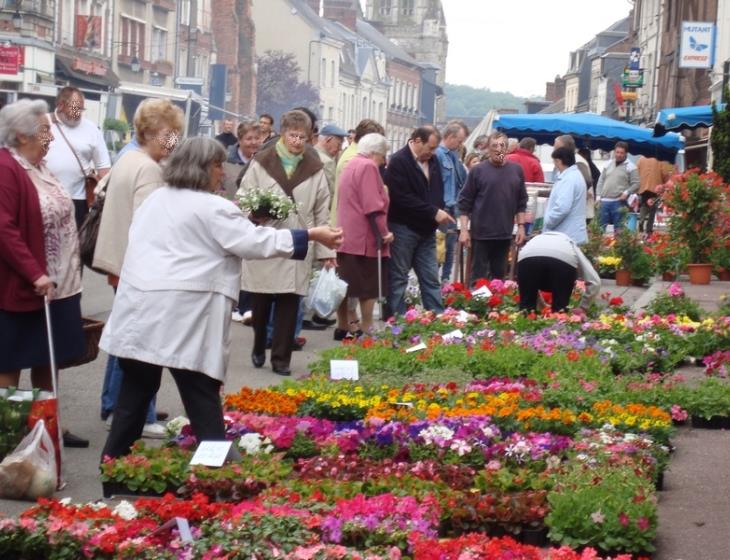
[506,148,545,183]
[0,148,47,312]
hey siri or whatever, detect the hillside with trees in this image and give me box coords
[445,83,541,118]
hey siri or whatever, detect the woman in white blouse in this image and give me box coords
[100,137,342,459]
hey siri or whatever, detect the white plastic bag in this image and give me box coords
[305,267,348,318]
[0,420,57,500]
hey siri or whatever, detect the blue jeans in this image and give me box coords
[439,205,457,283]
[387,222,444,316]
[599,200,627,230]
[266,297,303,345]
[101,354,156,424]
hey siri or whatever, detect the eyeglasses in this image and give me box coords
[285,132,308,142]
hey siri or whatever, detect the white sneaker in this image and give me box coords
[242,310,253,326]
[231,311,244,322]
[142,422,166,439]
[105,414,113,431]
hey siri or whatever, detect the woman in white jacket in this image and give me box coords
[100,137,342,459]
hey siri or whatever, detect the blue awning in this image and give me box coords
[653,104,724,136]
[493,112,684,163]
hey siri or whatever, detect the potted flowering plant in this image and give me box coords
[661,170,729,284]
[236,188,297,221]
[613,226,654,286]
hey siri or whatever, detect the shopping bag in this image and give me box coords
[0,420,57,500]
[305,267,348,318]
[28,397,61,484]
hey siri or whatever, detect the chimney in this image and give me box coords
[322,0,358,30]
[305,0,321,15]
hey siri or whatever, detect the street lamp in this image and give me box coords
[12,11,23,30]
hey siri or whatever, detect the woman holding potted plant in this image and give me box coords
[238,110,335,376]
[100,137,342,459]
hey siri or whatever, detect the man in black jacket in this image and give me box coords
[385,126,455,316]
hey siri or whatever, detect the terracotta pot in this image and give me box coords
[687,263,712,285]
[717,268,730,281]
[662,271,677,282]
[615,269,631,286]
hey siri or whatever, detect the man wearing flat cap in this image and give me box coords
[315,123,347,196]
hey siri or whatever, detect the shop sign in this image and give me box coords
[622,68,644,88]
[72,57,108,77]
[0,45,23,75]
[679,21,716,69]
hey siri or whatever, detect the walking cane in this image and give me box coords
[43,295,66,490]
[368,213,385,323]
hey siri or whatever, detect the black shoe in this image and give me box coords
[301,319,327,331]
[272,365,291,376]
[312,315,336,327]
[333,328,349,341]
[156,411,169,422]
[251,352,266,368]
[63,431,89,448]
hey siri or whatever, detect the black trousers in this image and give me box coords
[517,256,578,312]
[72,199,88,230]
[102,358,225,459]
[471,238,512,282]
[250,292,299,369]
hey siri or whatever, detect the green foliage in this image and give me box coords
[644,292,703,321]
[711,90,730,183]
[445,83,535,118]
[103,118,129,135]
[285,432,320,460]
[547,465,657,553]
[684,378,730,419]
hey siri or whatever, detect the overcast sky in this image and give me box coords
[441,0,633,97]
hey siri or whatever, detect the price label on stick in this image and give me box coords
[330,359,359,381]
[442,329,464,342]
[405,342,427,353]
[190,441,233,467]
[471,285,492,299]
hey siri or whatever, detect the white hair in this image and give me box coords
[357,133,388,156]
[0,99,49,148]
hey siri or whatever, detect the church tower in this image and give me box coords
[364,0,449,124]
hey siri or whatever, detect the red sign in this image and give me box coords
[72,57,108,77]
[75,15,102,49]
[0,45,22,75]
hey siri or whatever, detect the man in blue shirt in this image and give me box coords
[435,122,468,283]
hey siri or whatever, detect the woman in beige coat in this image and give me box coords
[93,98,184,436]
[238,110,335,376]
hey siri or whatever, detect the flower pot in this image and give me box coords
[615,269,632,287]
[631,278,648,287]
[520,526,548,547]
[102,480,177,499]
[691,415,730,430]
[717,268,730,281]
[687,263,712,285]
[662,271,677,282]
[655,471,665,491]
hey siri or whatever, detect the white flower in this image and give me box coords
[238,432,274,455]
[591,510,605,524]
[113,500,137,520]
[59,497,72,506]
[546,455,561,470]
[449,439,472,456]
[419,425,455,446]
[166,416,190,437]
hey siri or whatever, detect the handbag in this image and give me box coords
[78,172,110,273]
[49,114,99,207]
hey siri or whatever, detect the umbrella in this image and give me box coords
[493,112,684,163]
[653,104,725,136]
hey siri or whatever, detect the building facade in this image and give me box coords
[363,0,448,124]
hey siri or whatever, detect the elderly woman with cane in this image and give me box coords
[100,137,342,459]
[0,98,88,447]
[334,133,393,337]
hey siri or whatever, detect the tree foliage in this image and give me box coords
[256,50,320,125]
[445,83,538,118]
[711,88,730,182]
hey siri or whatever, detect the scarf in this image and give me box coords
[275,139,304,178]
